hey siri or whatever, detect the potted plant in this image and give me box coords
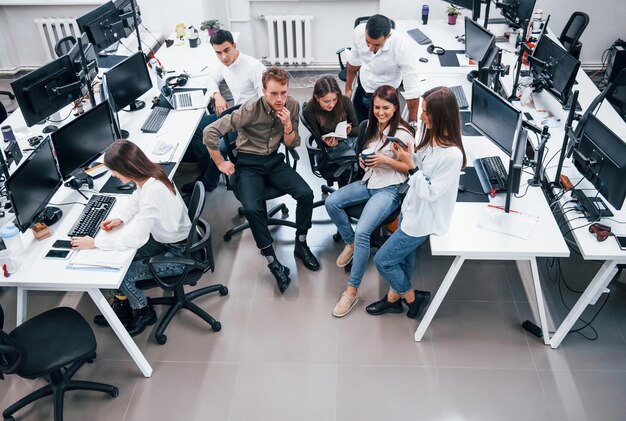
[446,5,461,25]
[200,19,221,36]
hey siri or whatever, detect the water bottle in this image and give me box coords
[422,5,429,25]
[1,223,24,256]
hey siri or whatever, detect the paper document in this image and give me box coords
[322,121,348,139]
[477,204,540,240]
[67,248,133,270]
[456,54,476,67]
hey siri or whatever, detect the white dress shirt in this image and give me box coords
[347,25,420,100]
[400,145,463,237]
[94,178,191,251]
[205,52,265,105]
[362,126,415,189]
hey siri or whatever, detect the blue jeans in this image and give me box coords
[120,236,187,309]
[190,114,229,188]
[374,224,428,295]
[325,182,400,289]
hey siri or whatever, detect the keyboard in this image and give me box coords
[407,28,432,45]
[141,106,171,133]
[68,195,116,237]
[177,93,192,108]
[450,85,469,109]
[474,156,508,193]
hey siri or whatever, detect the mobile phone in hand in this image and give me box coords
[387,136,407,147]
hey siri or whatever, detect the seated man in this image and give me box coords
[203,67,320,293]
[183,29,265,193]
[345,14,420,126]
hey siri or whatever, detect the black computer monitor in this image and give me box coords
[50,100,119,181]
[10,55,83,127]
[572,113,626,210]
[114,0,142,38]
[470,79,521,156]
[530,35,580,107]
[499,0,536,29]
[465,17,495,63]
[5,138,63,232]
[64,33,98,82]
[104,52,152,112]
[76,1,125,52]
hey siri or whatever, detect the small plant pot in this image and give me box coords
[448,15,457,25]
[207,28,219,36]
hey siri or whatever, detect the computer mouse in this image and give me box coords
[42,125,58,133]
[117,181,137,191]
[419,57,429,63]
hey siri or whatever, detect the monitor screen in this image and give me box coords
[50,100,119,180]
[572,114,626,210]
[6,138,62,232]
[465,17,495,62]
[10,55,83,127]
[470,79,521,156]
[443,0,474,9]
[500,0,536,28]
[76,1,125,52]
[530,35,580,105]
[104,52,152,112]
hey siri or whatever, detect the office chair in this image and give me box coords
[137,181,227,345]
[558,11,589,60]
[0,304,118,421]
[336,17,396,82]
[0,91,16,123]
[220,105,300,242]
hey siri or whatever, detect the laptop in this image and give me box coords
[159,86,206,111]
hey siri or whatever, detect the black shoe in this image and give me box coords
[405,290,432,319]
[268,260,291,293]
[294,240,320,271]
[126,305,157,337]
[366,296,404,315]
[94,295,133,327]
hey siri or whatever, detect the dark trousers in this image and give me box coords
[353,83,372,123]
[236,152,314,249]
[190,113,227,189]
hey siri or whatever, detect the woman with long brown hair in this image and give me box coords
[325,85,416,317]
[71,140,192,336]
[366,86,466,319]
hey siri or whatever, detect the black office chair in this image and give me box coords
[558,11,589,60]
[0,91,16,123]
[0,304,118,421]
[138,181,228,344]
[220,105,300,242]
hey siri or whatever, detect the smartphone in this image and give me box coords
[616,235,626,250]
[387,136,407,147]
[52,239,72,249]
[44,249,72,260]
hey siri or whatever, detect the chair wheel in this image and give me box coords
[219,286,229,296]
[332,233,341,242]
[156,334,167,345]
[212,321,222,332]
[224,233,232,242]
[87,352,97,363]
[110,387,119,398]
[281,208,289,216]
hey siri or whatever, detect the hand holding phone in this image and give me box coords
[387,136,407,148]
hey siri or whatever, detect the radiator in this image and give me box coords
[264,15,313,65]
[35,18,81,61]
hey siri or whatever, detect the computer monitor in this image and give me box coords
[470,79,521,156]
[104,52,152,112]
[499,0,536,29]
[114,0,142,38]
[530,35,580,107]
[10,55,83,127]
[50,100,119,181]
[465,17,495,63]
[572,113,626,210]
[5,138,63,232]
[76,1,125,52]
[64,33,98,82]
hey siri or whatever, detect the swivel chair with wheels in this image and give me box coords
[219,105,301,242]
[0,305,118,421]
[558,11,589,60]
[138,181,228,344]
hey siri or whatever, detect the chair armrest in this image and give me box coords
[0,91,15,100]
[287,147,300,161]
[148,255,196,267]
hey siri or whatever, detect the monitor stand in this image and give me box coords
[562,93,583,112]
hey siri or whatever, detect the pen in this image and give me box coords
[201,66,208,72]
[487,204,521,214]
[168,143,179,162]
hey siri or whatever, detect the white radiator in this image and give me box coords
[264,15,313,65]
[35,18,81,61]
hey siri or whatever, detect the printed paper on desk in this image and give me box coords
[477,204,540,240]
[67,248,133,270]
[456,54,475,67]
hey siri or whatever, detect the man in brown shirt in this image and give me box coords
[203,67,320,293]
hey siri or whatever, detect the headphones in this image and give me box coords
[65,175,94,191]
[165,73,189,88]
[589,223,612,242]
[427,44,446,55]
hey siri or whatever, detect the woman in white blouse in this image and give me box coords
[325,85,416,318]
[366,86,466,319]
[71,140,192,336]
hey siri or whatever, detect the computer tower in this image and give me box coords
[604,44,626,84]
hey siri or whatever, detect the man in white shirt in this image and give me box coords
[345,14,420,125]
[184,29,266,193]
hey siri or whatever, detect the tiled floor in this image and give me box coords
[1,73,626,420]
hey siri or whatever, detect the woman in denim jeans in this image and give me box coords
[366,86,466,319]
[71,140,192,336]
[326,85,415,317]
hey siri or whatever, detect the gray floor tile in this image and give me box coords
[229,363,337,421]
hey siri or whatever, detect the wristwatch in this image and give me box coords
[409,121,418,128]
[408,167,418,176]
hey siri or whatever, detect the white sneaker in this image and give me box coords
[336,243,355,267]
[332,291,358,317]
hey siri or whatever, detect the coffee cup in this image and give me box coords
[361,148,376,164]
[188,34,201,48]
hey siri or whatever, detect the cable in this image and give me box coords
[48,201,88,207]
[46,105,75,124]
[514,181,531,198]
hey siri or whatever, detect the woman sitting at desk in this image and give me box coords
[367,86,466,319]
[71,140,191,337]
[326,85,415,318]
